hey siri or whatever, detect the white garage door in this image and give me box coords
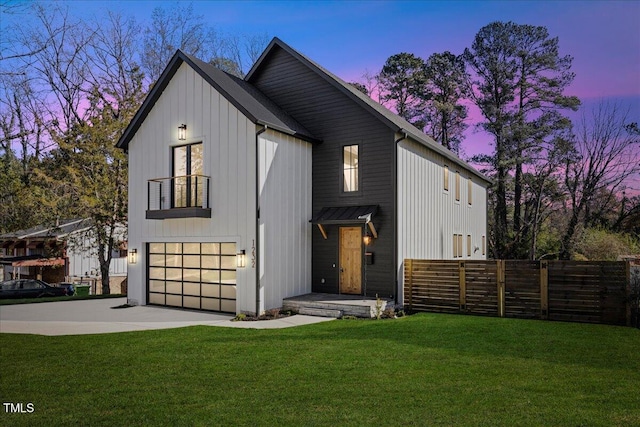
[147,242,236,313]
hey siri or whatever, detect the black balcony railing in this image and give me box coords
[146,174,211,219]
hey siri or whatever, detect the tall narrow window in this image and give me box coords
[453,234,458,258]
[443,165,449,191]
[482,235,486,256]
[453,234,463,258]
[468,177,473,205]
[467,235,472,257]
[455,171,461,201]
[343,145,359,192]
[173,142,203,208]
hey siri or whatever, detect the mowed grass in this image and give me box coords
[1,313,638,426]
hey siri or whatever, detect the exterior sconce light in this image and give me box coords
[128,248,138,264]
[236,250,246,268]
[363,232,372,246]
[178,124,187,140]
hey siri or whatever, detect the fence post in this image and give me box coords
[540,261,549,320]
[459,261,466,312]
[407,259,413,313]
[497,260,505,317]
[626,261,632,327]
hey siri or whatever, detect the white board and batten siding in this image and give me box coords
[127,62,257,313]
[258,129,312,312]
[396,137,488,304]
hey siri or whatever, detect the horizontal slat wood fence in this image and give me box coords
[404,259,632,326]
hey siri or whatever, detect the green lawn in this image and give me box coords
[1,313,638,426]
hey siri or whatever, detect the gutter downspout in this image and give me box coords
[393,129,409,305]
[255,125,268,315]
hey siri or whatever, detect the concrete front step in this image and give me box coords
[283,296,389,318]
[298,307,343,318]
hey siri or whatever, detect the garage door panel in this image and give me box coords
[202,298,220,311]
[221,285,236,299]
[149,293,165,305]
[221,299,235,313]
[149,267,165,280]
[202,284,220,297]
[202,270,220,283]
[166,254,182,267]
[149,280,165,293]
[183,282,200,296]
[166,268,182,281]
[166,294,182,307]
[166,281,182,294]
[183,296,200,309]
[221,256,236,270]
[183,255,200,268]
[202,255,220,269]
[183,269,200,282]
[221,270,236,284]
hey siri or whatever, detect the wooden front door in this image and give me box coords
[339,226,362,294]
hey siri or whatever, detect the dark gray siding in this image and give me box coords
[250,46,396,299]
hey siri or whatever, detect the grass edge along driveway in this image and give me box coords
[1,313,638,426]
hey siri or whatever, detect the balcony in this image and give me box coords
[146,175,211,220]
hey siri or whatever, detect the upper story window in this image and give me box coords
[343,144,359,192]
[173,142,203,208]
[443,165,449,191]
[455,171,461,202]
[468,177,473,205]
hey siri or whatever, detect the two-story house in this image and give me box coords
[117,38,489,315]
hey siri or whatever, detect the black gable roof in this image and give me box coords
[246,38,490,184]
[116,50,317,150]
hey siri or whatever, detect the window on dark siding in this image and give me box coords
[343,145,359,192]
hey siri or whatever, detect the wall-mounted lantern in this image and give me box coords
[178,124,187,140]
[363,231,372,246]
[236,250,246,268]
[128,248,138,264]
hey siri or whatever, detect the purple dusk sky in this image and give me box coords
[4,0,639,189]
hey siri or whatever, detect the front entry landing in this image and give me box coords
[339,226,362,294]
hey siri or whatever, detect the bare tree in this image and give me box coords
[141,4,269,81]
[561,101,640,259]
[142,2,210,83]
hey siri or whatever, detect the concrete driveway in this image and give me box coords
[0,297,333,336]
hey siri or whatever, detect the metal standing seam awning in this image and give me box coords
[310,205,379,239]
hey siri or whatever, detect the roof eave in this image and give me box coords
[399,129,492,185]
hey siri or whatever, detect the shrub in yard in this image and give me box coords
[232,313,247,322]
[381,307,396,319]
[573,228,639,260]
